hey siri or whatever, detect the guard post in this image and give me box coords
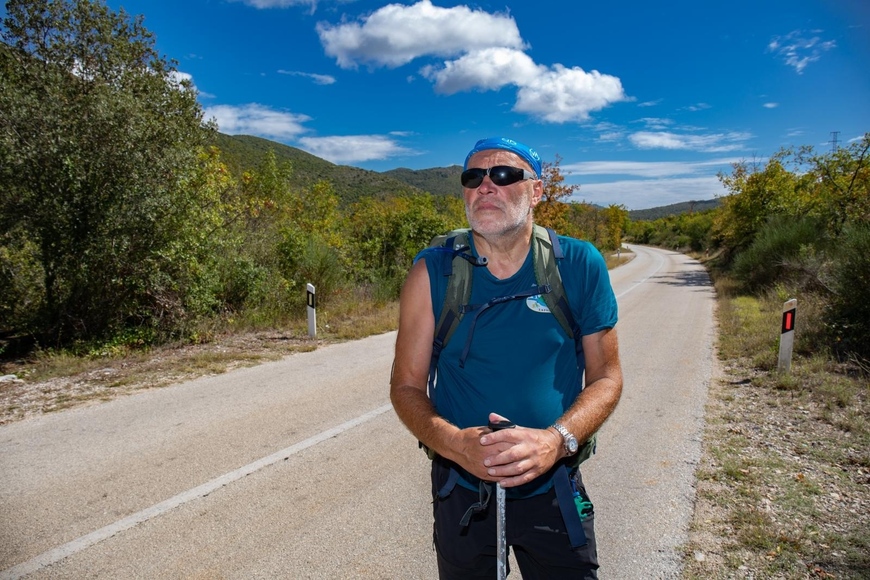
[306,283,316,338]
[777,298,797,373]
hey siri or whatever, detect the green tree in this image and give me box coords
[796,133,870,233]
[0,0,211,344]
[534,154,580,236]
[345,194,450,298]
[713,153,799,256]
[602,204,628,251]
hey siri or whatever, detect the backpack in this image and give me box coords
[414,223,597,464]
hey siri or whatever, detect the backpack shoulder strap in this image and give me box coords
[414,229,480,395]
[430,229,474,352]
[531,225,582,344]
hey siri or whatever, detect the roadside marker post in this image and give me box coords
[306,283,316,338]
[777,298,797,373]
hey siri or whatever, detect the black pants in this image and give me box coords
[431,463,599,579]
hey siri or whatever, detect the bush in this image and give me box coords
[732,216,826,291]
[828,223,870,359]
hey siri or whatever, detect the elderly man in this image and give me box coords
[390,137,623,579]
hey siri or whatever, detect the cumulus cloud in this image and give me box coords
[297,135,415,163]
[422,49,627,122]
[768,30,836,74]
[420,47,540,93]
[316,0,626,124]
[203,103,311,141]
[629,131,752,152]
[316,0,525,69]
[513,65,627,123]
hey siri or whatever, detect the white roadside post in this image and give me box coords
[777,298,797,373]
[306,283,316,339]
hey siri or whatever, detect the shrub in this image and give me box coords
[828,223,870,359]
[732,216,826,291]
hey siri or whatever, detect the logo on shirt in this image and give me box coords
[526,294,551,313]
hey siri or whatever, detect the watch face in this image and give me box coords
[567,438,579,454]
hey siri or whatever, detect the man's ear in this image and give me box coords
[530,180,544,207]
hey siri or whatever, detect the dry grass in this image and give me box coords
[682,278,870,579]
[0,297,399,425]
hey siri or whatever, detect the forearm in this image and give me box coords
[556,327,623,444]
[390,383,462,462]
[557,374,622,444]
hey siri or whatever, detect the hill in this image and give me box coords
[209,133,720,218]
[382,166,464,197]
[628,199,721,221]
[209,133,427,205]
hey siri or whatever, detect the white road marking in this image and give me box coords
[615,247,667,299]
[0,403,393,580]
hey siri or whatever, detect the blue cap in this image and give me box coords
[464,137,542,178]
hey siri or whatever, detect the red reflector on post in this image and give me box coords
[781,308,796,333]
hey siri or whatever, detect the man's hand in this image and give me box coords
[476,412,563,488]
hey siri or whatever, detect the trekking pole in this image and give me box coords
[488,419,515,580]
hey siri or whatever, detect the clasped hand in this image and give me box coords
[453,412,561,488]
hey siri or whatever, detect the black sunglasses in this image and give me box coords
[460,165,537,188]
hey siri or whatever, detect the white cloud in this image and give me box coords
[422,48,627,123]
[315,0,626,124]
[598,132,624,142]
[763,102,779,108]
[277,70,336,85]
[563,159,742,179]
[768,30,836,74]
[574,177,729,210]
[297,135,415,163]
[629,131,752,152]
[203,103,311,140]
[421,47,540,93]
[636,117,673,130]
[513,64,627,123]
[316,0,524,69]
[637,99,662,107]
[684,103,711,112]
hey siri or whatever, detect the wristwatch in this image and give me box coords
[552,423,579,456]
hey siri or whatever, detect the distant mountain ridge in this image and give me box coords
[210,133,720,218]
[627,199,721,221]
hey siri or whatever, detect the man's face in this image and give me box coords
[463,150,542,238]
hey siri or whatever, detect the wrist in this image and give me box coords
[551,422,579,457]
[547,426,566,460]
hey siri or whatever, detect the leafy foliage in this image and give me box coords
[827,223,870,358]
[0,0,211,344]
[629,133,870,361]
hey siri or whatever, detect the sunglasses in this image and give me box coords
[460,166,537,188]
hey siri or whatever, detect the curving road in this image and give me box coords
[0,244,716,579]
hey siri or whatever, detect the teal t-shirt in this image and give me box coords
[425,233,618,496]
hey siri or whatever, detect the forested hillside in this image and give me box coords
[628,199,721,221]
[210,133,428,205]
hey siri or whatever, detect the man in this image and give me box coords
[390,137,623,579]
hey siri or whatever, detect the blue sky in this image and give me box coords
[42,1,870,208]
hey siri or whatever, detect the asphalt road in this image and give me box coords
[0,244,717,579]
